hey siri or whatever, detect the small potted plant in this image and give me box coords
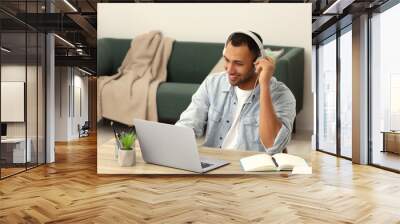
[117,132,136,166]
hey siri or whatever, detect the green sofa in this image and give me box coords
[98,38,304,124]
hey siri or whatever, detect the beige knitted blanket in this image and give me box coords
[97,31,174,125]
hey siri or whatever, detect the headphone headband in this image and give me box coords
[224,30,265,58]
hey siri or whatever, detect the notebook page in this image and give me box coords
[240,154,278,172]
[272,153,308,170]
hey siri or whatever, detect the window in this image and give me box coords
[317,36,337,154]
[0,2,46,179]
[370,2,400,171]
[339,28,352,158]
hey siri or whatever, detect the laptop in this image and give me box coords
[133,119,229,173]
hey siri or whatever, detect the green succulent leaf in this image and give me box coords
[119,132,136,150]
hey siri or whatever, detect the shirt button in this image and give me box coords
[226,120,229,123]
[219,137,223,140]
[234,102,237,105]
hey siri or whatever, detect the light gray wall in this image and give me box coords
[46,33,55,163]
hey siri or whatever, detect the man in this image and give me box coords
[175,30,296,154]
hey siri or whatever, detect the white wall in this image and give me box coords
[98,3,313,131]
[55,67,69,141]
[72,73,89,138]
[74,74,89,122]
[55,67,89,141]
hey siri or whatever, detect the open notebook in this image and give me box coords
[240,153,308,172]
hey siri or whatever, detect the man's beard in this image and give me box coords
[228,70,256,87]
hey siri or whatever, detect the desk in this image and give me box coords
[1,138,31,163]
[97,138,291,175]
[381,131,400,154]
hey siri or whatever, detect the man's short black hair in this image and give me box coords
[226,31,263,60]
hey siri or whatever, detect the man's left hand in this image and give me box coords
[254,57,275,87]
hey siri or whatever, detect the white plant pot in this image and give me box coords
[118,149,136,166]
[114,140,119,159]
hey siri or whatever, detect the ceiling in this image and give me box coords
[0,0,391,74]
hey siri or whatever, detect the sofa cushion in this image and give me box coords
[157,82,200,123]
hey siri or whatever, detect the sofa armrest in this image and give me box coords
[97,39,114,76]
[277,48,304,114]
[97,38,132,76]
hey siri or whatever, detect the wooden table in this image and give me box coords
[97,138,293,175]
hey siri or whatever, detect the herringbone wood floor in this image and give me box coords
[1,134,400,223]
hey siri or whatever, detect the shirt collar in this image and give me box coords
[221,73,231,93]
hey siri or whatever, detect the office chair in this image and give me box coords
[78,121,90,138]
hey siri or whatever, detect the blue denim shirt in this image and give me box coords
[175,72,296,155]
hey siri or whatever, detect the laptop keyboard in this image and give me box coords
[201,162,212,169]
